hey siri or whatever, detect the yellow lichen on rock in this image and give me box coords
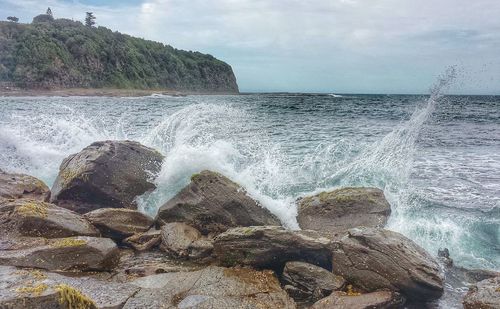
[16,200,49,218]
[346,284,362,296]
[51,238,87,248]
[15,283,49,296]
[55,284,96,309]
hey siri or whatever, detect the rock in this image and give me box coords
[331,227,444,301]
[50,140,164,213]
[282,261,345,302]
[311,291,405,309]
[122,228,162,252]
[463,277,500,309]
[0,199,99,238]
[124,266,295,309]
[0,170,50,202]
[0,265,139,309]
[214,226,332,270]
[156,170,281,235]
[114,250,204,281]
[297,187,391,235]
[438,247,453,267]
[85,208,154,241]
[0,236,119,271]
[160,222,213,260]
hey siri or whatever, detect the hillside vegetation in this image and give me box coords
[0,17,238,93]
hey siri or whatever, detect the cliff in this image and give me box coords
[0,18,239,93]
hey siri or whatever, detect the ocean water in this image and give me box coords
[0,80,499,279]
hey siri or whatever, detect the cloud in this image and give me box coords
[1,0,500,93]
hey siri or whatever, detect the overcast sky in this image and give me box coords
[2,0,500,94]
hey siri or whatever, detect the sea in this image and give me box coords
[0,72,498,307]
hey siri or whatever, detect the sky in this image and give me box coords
[2,0,500,94]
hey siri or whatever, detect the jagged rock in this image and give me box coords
[85,208,154,241]
[311,291,405,309]
[0,199,98,238]
[463,276,500,309]
[160,222,213,259]
[50,140,164,213]
[297,187,391,235]
[282,261,345,302]
[124,266,295,309]
[156,170,281,235]
[0,236,119,271]
[0,265,139,309]
[214,226,332,270]
[123,228,162,252]
[0,170,50,202]
[331,227,444,301]
[438,247,453,267]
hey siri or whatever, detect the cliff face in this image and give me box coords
[0,19,239,93]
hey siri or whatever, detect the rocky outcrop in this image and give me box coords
[156,170,280,234]
[282,261,345,302]
[0,266,139,309]
[0,236,119,271]
[297,187,391,235]
[124,266,295,309]
[331,227,444,300]
[160,222,213,260]
[463,276,500,309]
[311,291,405,309]
[85,208,154,241]
[0,199,98,238]
[50,140,163,213]
[214,226,332,270]
[0,170,50,202]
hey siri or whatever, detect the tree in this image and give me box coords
[85,12,96,27]
[46,7,53,17]
[7,16,19,23]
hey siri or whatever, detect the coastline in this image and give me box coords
[0,87,239,97]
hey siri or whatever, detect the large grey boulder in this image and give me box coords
[156,170,281,235]
[297,187,391,235]
[311,290,405,309]
[0,236,119,271]
[0,170,50,202]
[50,140,164,213]
[214,226,332,270]
[85,208,154,241]
[282,261,345,302]
[331,227,444,301]
[0,266,139,309]
[463,276,500,309]
[0,199,98,238]
[124,266,295,309]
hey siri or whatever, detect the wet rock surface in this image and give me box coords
[297,187,391,235]
[311,290,405,309]
[0,170,50,202]
[282,261,345,302]
[124,266,295,309]
[0,199,98,238]
[463,276,500,309]
[0,236,119,271]
[50,140,163,213]
[214,226,332,270]
[156,170,281,234]
[330,227,444,301]
[85,208,154,241]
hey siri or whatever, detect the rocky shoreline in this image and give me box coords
[0,140,498,308]
[0,88,237,97]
